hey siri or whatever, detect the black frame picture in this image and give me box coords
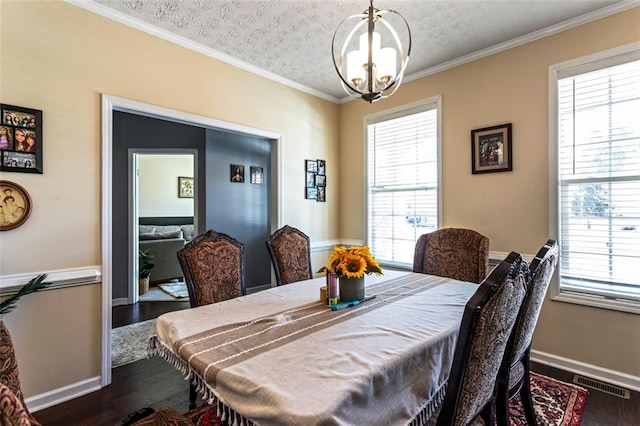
[230,164,245,183]
[1,104,43,174]
[471,123,512,174]
[305,158,327,201]
[250,166,264,184]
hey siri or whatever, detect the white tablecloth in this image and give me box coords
[150,271,477,426]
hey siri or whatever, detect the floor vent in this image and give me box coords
[573,375,630,399]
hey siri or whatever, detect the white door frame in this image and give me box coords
[101,94,282,386]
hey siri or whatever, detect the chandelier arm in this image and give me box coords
[332,16,369,96]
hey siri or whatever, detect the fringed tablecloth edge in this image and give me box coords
[408,381,447,426]
[148,335,256,426]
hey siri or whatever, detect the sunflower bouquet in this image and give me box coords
[318,245,383,279]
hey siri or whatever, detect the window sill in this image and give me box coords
[551,290,640,315]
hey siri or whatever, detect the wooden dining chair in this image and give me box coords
[177,230,246,406]
[266,225,313,286]
[496,239,559,426]
[0,321,42,426]
[435,252,529,426]
[177,229,246,308]
[413,227,490,283]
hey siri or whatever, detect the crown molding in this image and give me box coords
[339,1,640,104]
[62,1,640,105]
[65,0,341,104]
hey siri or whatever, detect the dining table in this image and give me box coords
[149,270,478,426]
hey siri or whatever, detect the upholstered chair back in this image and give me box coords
[0,321,42,425]
[496,239,559,425]
[177,230,246,308]
[436,252,528,426]
[413,228,490,283]
[266,225,313,286]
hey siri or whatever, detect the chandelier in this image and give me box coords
[332,0,412,103]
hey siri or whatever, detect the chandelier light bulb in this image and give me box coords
[331,0,411,103]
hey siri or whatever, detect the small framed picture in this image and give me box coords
[317,159,326,175]
[317,186,326,202]
[306,187,318,200]
[315,174,326,187]
[0,104,43,174]
[0,180,32,231]
[230,164,245,183]
[305,159,317,173]
[471,123,512,174]
[250,166,264,184]
[306,171,316,188]
[178,176,194,198]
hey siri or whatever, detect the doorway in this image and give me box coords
[101,94,283,386]
[131,152,196,304]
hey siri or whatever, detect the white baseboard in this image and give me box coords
[531,349,640,392]
[25,376,102,413]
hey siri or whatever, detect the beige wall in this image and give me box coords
[339,9,640,376]
[0,1,339,397]
[138,154,194,217]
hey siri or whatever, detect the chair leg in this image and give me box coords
[189,383,197,409]
[520,351,537,426]
[495,377,510,426]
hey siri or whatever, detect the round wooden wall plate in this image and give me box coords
[0,180,32,231]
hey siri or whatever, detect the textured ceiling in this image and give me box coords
[83,0,631,102]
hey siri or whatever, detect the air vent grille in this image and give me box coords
[573,375,630,399]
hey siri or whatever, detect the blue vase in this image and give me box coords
[339,276,365,302]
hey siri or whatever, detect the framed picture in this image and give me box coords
[0,180,32,231]
[317,186,326,202]
[0,104,43,174]
[306,187,318,200]
[178,176,194,198]
[250,166,264,184]
[306,171,316,188]
[230,164,245,183]
[317,159,326,175]
[305,159,317,173]
[471,123,512,174]
[315,174,326,187]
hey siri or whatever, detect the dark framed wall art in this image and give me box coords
[471,123,512,174]
[230,164,245,182]
[1,104,43,174]
[305,158,326,202]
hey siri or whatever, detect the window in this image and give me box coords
[550,43,640,313]
[366,98,441,268]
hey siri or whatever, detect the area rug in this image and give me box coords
[139,284,188,302]
[181,372,588,425]
[158,281,189,299]
[111,319,155,368]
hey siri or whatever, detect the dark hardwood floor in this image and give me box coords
[33,300,639,425]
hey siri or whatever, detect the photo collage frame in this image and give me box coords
[1,103,43,174]
[305,159,326,202]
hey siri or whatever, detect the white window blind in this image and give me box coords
[556,52,640,307]
[367,103,440,267]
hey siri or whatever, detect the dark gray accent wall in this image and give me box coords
[205,129,271,290]
[112,111,271,299]
[112,111,205,299]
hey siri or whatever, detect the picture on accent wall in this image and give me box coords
[0,180,32,231]
[317,186,326,202]
[230,164,245,183]
[178,176,194,198]
[0,104,43,174]
[250,166,264,184]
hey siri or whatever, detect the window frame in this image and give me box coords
[548,42,640,315]
[364,97,443,269]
